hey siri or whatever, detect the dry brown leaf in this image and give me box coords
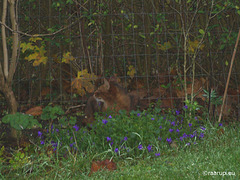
[25,106,43,116]
[89,159,117,176]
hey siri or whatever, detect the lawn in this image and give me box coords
[0,103,239,180]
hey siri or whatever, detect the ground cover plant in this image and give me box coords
[1,101,239,179]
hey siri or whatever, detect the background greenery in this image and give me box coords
[0,0,239,108]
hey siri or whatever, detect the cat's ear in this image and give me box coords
[103,78,110,90]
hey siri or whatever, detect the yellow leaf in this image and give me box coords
[62,52,75,64]
[20,42,34,53]
[73,69,97,96]
[29,37,42,43]
[25,52,39,61]
[21,37,47,66]
[188,40,204,53]
[127,65,136,78]
[158,41,172,51]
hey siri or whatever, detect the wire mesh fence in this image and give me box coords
[0,0,240,121]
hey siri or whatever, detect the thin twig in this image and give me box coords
[218,28,240,123]
[0,19,78,37]
[65,104,86,114]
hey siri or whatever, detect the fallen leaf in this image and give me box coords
[89,159,117,176]
[25,106,43,116]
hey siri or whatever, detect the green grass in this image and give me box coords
[1,124,239,180]
[88,125,240,180]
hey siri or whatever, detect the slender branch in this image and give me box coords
[186,0,200,34]
[0,19,79,37]
[190,0,214,104]
[218,28,240,123]
[1,0,8,78]
[7,0,19,85]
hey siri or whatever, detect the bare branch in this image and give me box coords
[218,28,240,123]
[1,0,8,79]
[7,0,19,85]
[0,19,79,37]
[187,0,200,34]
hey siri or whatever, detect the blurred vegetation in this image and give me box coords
[0,0,239,104]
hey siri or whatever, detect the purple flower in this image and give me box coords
[158,137,162,141]
[108,115,112,119]
[182,133,188,138]
[138,144,143,150]
[51,141,58,147]
[183,105,188,109]
[70,143,74,147]
[151,117,155,120]
[106,137,111,142]
[169,129,174,133]
[38,131,42,137]
[171,121,175,126]
[201,127,206,131]
[180,136,183,141]
[194,117,198,120]
[137,113,141,117]
[159,126,162,129]
[115,148,119,153]
[155,153,160,157]
[188,123,192,127]
[73,124,79,131]
[56,128,59,132]
[190,134,195,138]
[102,119,108,124]
[147,145,152,152]
[219,123,223,127]
[176,129,180,133]
[110,142,113,146]
[40,140,44,145]
[176,110,180,115]
[186,142,190,146]
[199,133,204,139]
[124,136,128,141]
[166,137,172,143]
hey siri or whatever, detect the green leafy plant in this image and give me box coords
[86,102,205,158]
[9,150,31,170]
[203,89,222,105]
[59,116,77,127]
[41,105,64,132]
[2,112,41,131]
[41,105,64,121]
[183,99,202,123]
[36,100,208,160]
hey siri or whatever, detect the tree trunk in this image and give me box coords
[0,84,18,138]
[0,0,20,140]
